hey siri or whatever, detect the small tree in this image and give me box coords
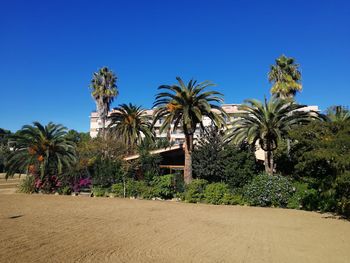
[228,97,318,175]
[153,77,226,184]
[6,122,76,191]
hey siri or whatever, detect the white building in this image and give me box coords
[89,104,243,140]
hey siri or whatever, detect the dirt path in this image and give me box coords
[0,194,349,263]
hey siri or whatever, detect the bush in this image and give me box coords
[90,157,124,187]
[335,171,350,199]
[287,182,318,210]
[18,175,35,194]
[244,174,294,207]
[151,174,176,199]
[111,183,124,197]
[223,144,258,189]
[92,187,107,197]
[59,186,72,195]
[221,193,245,205]
[184,179,208,203]
[204,183,230,205]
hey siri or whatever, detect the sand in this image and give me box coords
[0,194,349,263]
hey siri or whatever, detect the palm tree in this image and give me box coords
[268,55,302,99]
[153,77,226,184]
[326,105,350,122]
[227,97,318,175]
[90,67,118,139]
[6,122,76,181]
[109,103,154,150]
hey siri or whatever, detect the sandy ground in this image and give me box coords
[0,194,349,263]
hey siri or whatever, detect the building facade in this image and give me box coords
[89,104,244,140]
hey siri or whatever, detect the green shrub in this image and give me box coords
[90,157,124,187]
[111,183,124,197]
[335,171,350,199]
[151,174,176,199]
[184,179,208,203]
[204,183,230,205]
[300,188,320,210]
[338,198,350,217]
[287,182,319,210]
[221,193,245,205]
[18,175,35,194]
[92,187,107,197]
[59,186,72,195]
[125,180,149,198]
[244,174,293,207]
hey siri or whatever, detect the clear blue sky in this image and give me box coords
[0,0,349,132]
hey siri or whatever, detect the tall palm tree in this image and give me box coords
[227,97,318,175]
[268,55,302,99]
[90,67,118,139]
[109,103,153,150]
[153,77,226,184]
[6,122,76,180]
[326,105,350,122]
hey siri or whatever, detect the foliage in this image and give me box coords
[287,182,319,210]
[90,157,124,187]
[193,127,258,187]
[221,194,245,205]
[18,175,36,194]
[92,186,107,197]
[90,67,118,138]
[335,171,350,216]
[151,174,176,199]
[326,105,350,123]
[244,174,294,207]
[0,128,11,173]
[204,182,230,205]
[58,186,72,195]
[109,103,153,147]
[228,97,318,174]
[184,179,208,203]
[6,122,76,193]
[223,144,258,189]
[153,77,226,183]
[268,55,302,98]
[132,149,161,182]
[193,127,226,182]
[335,171,350,199]
[111,183,124,197]
[289,121,350,186]
[138,137,173,151]
[64,130,90,144]
[125,180,155,199]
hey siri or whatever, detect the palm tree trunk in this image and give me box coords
[101,117,106,140]
[265,150,274,175]
[184,133,193,184]
[264,151,269,174]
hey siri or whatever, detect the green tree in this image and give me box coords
[90,67,118,139]
[153,77,226,184]
[0,128,12,172]
[109,103,154,150]
[287,121,350,214]
[6,122,76,182]
[193,127,226,182]
[268,55,302,99]
[228,97,317,175]
[326,105,350,123]
[193,127,257,188]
